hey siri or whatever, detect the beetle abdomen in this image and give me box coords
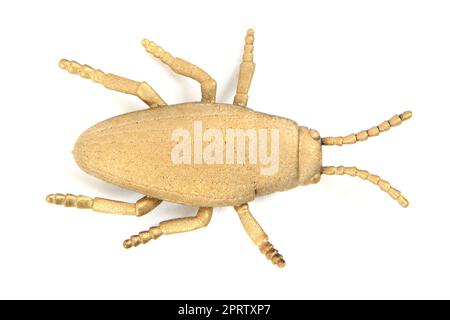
[73,103,299,206]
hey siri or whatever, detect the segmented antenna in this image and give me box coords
[321,166,409,208]
[322,111,412,146]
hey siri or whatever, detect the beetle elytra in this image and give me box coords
[47,29,412,268]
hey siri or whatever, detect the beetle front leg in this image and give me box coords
[234,203,285,268]
[46,194,161,217]
[123,207,213,248]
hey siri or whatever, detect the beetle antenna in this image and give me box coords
[322,111,412,146]
[321,166,409,208]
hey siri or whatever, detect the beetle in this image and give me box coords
[47,29,412,268]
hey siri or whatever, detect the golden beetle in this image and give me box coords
[47,29,412,268]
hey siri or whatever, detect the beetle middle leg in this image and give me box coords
[46,194,161,217]
[234,203,285,268]
[123,207,213,248]
[141,39,217,103]
[59,59,166,107]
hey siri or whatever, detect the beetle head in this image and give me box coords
[297,126,322,186]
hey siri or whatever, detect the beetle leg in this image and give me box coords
[59,59,166,107]
[141,39,217,103]
[46,193,161,217]
[123,207,213,248]
[234,203,285,268]
[233,29,256,107]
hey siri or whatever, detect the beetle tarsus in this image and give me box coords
[46,193,93,208]
[260,241,286,268]
[123,227,162,249]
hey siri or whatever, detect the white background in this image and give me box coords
[1,0,449,299]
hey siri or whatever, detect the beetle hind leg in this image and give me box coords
[46,193,161,216]
[59,59,166,107]
[234,203,285,268]
[123,207,213,248]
